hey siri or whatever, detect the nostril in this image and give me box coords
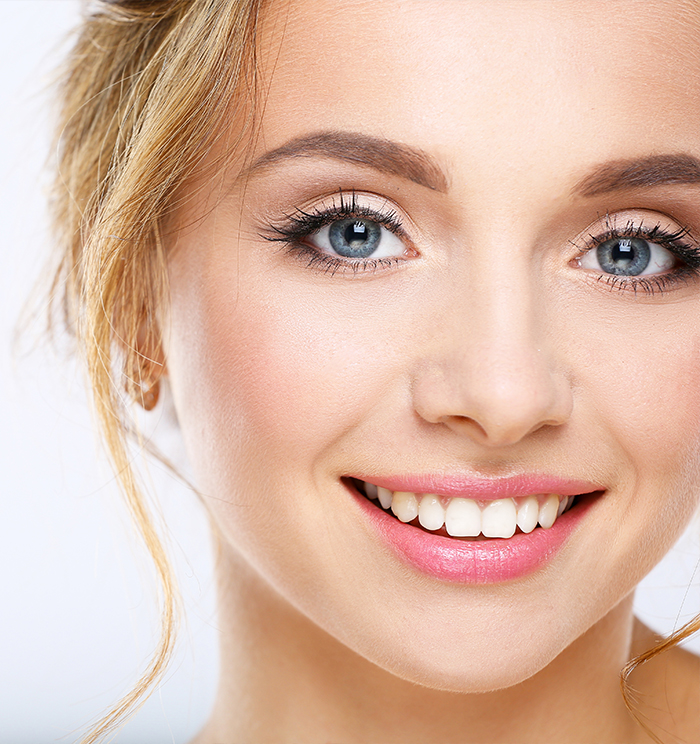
[439,414,547,448]
[414,361,573,448]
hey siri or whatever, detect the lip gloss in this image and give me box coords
[350,475,601,584]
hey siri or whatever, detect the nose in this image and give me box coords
[411,269,573,448]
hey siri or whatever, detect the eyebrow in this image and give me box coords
[244,130,448,192]
[574,153,700,197]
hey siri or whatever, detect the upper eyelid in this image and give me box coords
[270,189,409,221]
[262,192,416,244]
[571,212,696,252]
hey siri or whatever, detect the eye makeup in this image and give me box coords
[260,189,414,276]
[260,185,700,295]
[572,213,700,294]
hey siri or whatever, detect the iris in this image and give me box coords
[596,237,651,276]
[328,219,382,258]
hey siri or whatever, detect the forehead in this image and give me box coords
[252,0,700,189]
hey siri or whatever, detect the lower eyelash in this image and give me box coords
[596,271,696,295]
[284,243,402,276]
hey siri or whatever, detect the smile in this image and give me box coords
[347,475,603,584]
[355,479,577,539]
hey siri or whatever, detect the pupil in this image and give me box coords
[344,222,368,247]
[611,239,634,266]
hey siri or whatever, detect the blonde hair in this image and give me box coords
[50,0,261,740]
[48,1,698,742]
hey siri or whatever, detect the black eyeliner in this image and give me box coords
[260,189,410,275]
[579,215,700,294]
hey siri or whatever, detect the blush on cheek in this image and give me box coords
[224,311,381,452]
[588,327,700,531]
[621,339,700,463]
[169,275,393,486]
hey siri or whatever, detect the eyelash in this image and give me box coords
[576,215,700,295]
[262,190,410,276]
[263,197,700,293]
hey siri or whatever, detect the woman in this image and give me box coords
[52,0,700,742]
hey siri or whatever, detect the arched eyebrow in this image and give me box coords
[243,130,448,192]
[244,135,700,199]
[573,153,700,197]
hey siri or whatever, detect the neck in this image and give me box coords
[196,545,646,744]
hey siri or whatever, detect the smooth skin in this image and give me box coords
[163,1,700,742]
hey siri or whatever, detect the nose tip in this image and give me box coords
[412,352,573,448]
[438,372,571,446]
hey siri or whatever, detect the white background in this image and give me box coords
[0,2,698,743]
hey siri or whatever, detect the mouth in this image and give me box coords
[350,477,588,540]
[346,476,604,583]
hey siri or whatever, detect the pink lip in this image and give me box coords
[348,476,602,584]
[359,473,601,500]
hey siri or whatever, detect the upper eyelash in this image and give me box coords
[260,190,411,275]
[577,215,696,255]
[264,189,406,240]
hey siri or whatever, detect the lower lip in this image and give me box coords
[352,488,597,584]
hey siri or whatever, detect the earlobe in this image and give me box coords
[138,379,161,411]
[131,316,166,411]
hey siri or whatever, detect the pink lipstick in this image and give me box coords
[348,474,602,584]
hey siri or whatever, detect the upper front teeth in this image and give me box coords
[365,483,575,538]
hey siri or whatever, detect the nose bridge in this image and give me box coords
[470,261,542,389]
[413,243,572,446]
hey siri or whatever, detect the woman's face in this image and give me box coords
[165,0,700,690]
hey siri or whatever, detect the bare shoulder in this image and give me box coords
[631,620,700,744]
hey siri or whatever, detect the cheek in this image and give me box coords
[196,296,386,461]
[581,318,700,469]
[166,255,403,495]
[569,308,700,562]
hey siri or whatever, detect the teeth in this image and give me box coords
[556,496,567,518]
[445,497,481,537]
[391,491,418,523]
[418,494,445,531]
[364,481,578,538]
[538,494,560,529]
[516,494,539,534]
[481,498,517,538]
[377,486,393,510]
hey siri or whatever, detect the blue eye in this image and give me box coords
[309,217,406,260]
[328,219,381,258]
[580,236,675,276]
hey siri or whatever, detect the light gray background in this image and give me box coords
[1,2,698,743]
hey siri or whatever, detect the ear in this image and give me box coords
[130,312,167,411]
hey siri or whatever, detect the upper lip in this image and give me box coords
[351,473,604,500]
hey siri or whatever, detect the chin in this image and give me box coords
[371,640,561,694]
[332,601,576,694]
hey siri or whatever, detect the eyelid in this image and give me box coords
[571,211,695,255]
[265,190,415,237]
